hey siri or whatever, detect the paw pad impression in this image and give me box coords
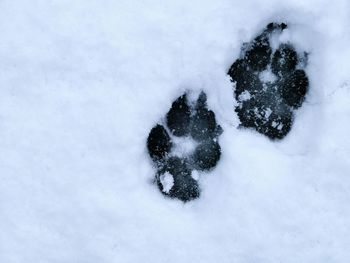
[228,22,309,139]
[147,92,223,202]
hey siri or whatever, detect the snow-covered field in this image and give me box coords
[1,0,350,262]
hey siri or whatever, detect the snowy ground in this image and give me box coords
[1,0,350,262]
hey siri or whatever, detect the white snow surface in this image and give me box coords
[1,0,350,262]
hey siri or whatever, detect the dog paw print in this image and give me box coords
[228,22,309,139]
[147,92,223,202]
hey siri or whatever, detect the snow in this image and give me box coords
[159,172,174,194]
[171,135,198,158]
[238,90,252,102]
[259,69,278,83]
[0,0,350,262]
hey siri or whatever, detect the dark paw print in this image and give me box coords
[228,22,309,139]
[147,92,223,202]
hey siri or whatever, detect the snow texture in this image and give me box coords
[1,0,350,262]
